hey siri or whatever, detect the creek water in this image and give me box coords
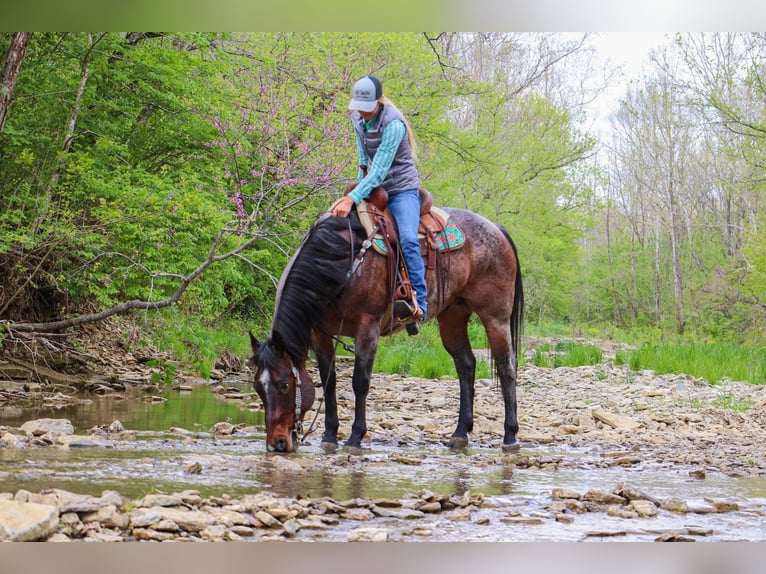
[2,381,765,541]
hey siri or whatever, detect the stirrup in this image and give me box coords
[393,300,422,323]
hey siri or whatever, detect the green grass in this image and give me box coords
[526,340,603,368]
[140,311,251,381]
[375,321,490,379]
[615,341,766,386]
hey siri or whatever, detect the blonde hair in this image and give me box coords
[380,96,418,162]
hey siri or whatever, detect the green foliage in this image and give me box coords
[615,341,766,386]
[143,310,254,380]
[4,32,766,362]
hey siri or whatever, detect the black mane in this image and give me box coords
[271,213,366,362]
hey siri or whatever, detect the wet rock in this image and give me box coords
[1,431,25,448]
[255,510,282,528]
[705,498,739,512]
[270,455,305,473]
[607,505,638,519]
[629,500,658,517]
[689,469,706,480]
[501,515,544,525]
[20,418,74,436]
[418,501,442,513]
[108,420,126,433]
[614,482,660,504]
[342,507,375,521]
[686,501,718,514]
[660,498,688,513]
[348,527,388,542]
[655,532,696,542]
[583,489,627,505]
[552,488,581,500]
[0,499,59,541]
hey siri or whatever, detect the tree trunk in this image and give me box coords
[0,32,33,134]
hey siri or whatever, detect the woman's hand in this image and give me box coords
[331,196,355,218]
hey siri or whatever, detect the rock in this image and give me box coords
[270,455,305,473]
[419,501,442,513]
[348,527,388,542]
[283,518,301,537]
[689,469,706,480]
[686,501,718,514]
[341,507,375,521]
[630,500,658,517]
[593,411,640,430]
[139,494,184,507]
[108,420,126,433]
[660,498,688,513]
[80,505,130,529]
[0,499,59,541]
[20,418,74,436]
[1,431,26,448]
[614,482,659,504]
[150,507,214,532]
[552,488,581,500]
[130,508,163,528]
[255,510,282,528]
[705,498,739,512]
[583,489,627,505]
[607,505,638,519]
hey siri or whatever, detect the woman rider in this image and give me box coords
[330,75,427,333]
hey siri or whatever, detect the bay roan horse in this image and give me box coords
[248,204,523,454]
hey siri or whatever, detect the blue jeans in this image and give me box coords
[388,189,427,320]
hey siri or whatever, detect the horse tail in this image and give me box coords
[496,224,524,363]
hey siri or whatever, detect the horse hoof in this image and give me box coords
[448,436,469,450]
[502,441,520,453]
[343,444,363,456]
[321,441,338,454]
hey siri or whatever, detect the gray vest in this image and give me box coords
[352,105,420,194]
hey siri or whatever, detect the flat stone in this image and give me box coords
[0,499,59,541]
[20,418,74,436]
[593,411,641,430]
[348,527,388,542]
[551,488,581,500]
[583,489,627,505]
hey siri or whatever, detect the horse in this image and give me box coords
[248,202,524,454]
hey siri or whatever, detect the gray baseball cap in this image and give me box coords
[349,75,382,112]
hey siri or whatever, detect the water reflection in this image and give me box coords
[0,383,263,433]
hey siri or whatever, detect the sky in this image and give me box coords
[585,32,672,135]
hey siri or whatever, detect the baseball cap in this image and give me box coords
[349,75,382,112]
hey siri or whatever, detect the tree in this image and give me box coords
[0,32,32,134]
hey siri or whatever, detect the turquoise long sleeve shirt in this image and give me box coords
[348,115,407,204]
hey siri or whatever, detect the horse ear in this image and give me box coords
[249,331,261,352]
[271,329,285,353]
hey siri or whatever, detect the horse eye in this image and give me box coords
[279,381,290,393]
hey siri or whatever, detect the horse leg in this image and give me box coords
[482,317,519,452]
[312,333,339,453]
[437,302,475,450]
[344,331,379,454]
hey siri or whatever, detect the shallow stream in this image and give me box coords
[2,381,765,541]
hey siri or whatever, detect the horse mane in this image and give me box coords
[271,213,366,363]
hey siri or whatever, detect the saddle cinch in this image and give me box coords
[336,182,466,322]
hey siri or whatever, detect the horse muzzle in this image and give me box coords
[266,429,299,453]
